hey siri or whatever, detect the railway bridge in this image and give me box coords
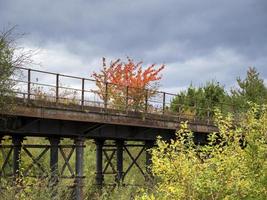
[0,67,220,199]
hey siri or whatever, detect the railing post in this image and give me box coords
[194,100,197,122]
[104,82,108,111]
[145,89,148,112]
[56,74,59,103]
[178,105,181,120]
[207,108,210,125]
[125,86,129,111]
[162,92,166,114]
[27,69,31,101]
[81,78,85,108]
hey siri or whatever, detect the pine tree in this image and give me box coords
[231,67,267,108]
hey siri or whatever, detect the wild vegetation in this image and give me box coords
[92,57,164,111]
[137,103,267,199]
[170,67,267,117]
[0,28,19,113]
[1,28,267,199]
[0,27,35,114]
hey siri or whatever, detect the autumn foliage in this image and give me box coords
[92,57,164,110]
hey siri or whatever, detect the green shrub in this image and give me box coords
[137,103,267,200]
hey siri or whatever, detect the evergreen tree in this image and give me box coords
[231,67,267,109]
[170,81,228,118]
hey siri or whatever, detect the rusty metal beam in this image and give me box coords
[74,137,85,200]
[116,140,124,184]
[22,146,49,176]
[59,145,75,177]
[49,137,60,182]
[103,148,116,174]
[95,139,104,188]
[123,145,145,179]
[5,103,218,133]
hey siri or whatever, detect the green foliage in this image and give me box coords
[0,27,34,113]
[0,29,16,112]
[170,81,229,118]
[137,103,267,200]
[170,67,267,120]
[0,139,145,200]
[0,176,72,200]
[231,67,267,110]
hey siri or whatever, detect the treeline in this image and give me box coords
[170,67,267,117]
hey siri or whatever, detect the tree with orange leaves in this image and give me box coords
[92,57,164,111]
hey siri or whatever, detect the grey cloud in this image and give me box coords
[1,0,267,91]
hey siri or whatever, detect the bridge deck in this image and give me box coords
[0,68,230,198]
[1,67,220,141]
[1,99,217,141]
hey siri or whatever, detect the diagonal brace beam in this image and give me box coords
[23,146,50,176]
[123,146,145,179]
[59,146,75,177]
[103,149,116,174]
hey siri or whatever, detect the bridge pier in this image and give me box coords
[116,140,124,184]
[74,137,85,200]
[1,134,165,196]
[49,137,60,182]
[95,139,104,189]
[0,136,3,178]
[49,137,60,199]
[12,135,23,182]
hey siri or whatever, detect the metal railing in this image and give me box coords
[10,67,241,125]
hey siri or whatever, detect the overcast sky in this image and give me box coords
[1,0,267,93]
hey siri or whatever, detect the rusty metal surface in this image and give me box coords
[8,102,218,134]
[10,67,231,126]
[1,67,219,140]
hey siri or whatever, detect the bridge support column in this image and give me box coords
[74,137,85,200]
[0,136,3,178]
[49,137,60,200]
[115,140,124,184]
[0,136,2,178]
[145,140,154,180]
[0,136,2,152]
[95,139,104,189]
[12,135,23,181]
[49,137,60,184]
